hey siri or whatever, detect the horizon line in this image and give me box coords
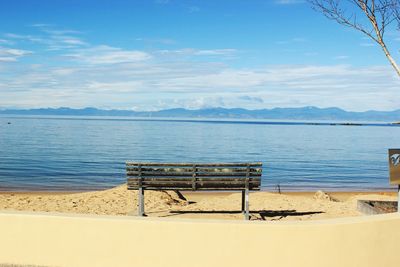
[1,106,400,113]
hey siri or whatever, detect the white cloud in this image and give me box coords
[65,45,151,64]
[0,57,17,62]
[5,27,87,51]
[51,68,77,76]
[1,58,399,112]
[1,26,399,112]
[85,80,144,93]
[30,23,53,28]
[193,49,236,56]
[52,36,87,46]
[156,48,237,57]
[5,33,45,43]
[0,47,32,62]
[0,39,13,45]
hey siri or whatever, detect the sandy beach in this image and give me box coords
[0,184,397,221]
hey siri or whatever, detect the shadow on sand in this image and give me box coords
[163,209,324,220]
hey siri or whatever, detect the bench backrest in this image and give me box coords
[126,162,262,191]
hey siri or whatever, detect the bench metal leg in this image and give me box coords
[398,185,400,213]
[241,190,245,213]
[244,188,249,220]
[138,187,145,216]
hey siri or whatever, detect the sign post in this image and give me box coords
[388,149,400,212]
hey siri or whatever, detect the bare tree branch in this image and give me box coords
[309,0,400,77]
[394,0,400,26]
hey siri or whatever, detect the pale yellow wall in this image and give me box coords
[0,211,399,267]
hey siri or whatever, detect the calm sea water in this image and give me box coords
[0,116,399,192]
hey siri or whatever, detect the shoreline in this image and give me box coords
[0,185,397,195]
[0,184,397,221]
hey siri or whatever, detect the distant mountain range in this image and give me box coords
[1,106,400,122]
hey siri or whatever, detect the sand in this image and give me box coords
[0,265,46,267]
[0,184,397,221]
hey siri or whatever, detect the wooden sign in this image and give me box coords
[389,149,400,185]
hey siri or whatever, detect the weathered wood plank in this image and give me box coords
[126,167,193,172]
[126,162,262,167]
[126,167,262,173]
[192,164,196,190]
[127,171,194,176]
[126,172,261,178]
[135,179,259,182]
[127,177,261,184]
[128,183,260,188]
[128,177,193,182]
[128,181,193,186]
[196,170,261,175]
[127,186,261,191]
[127,182,260,187]
[127,177,261,182]
[128,183,260,187]
[196,167,262,172]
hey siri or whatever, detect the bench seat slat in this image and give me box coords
[127,172,198,177]
[128,181,260,189]
[126,171,261,177]
[126,168,262,172]
[127,187,260,191]
[127,181,260,186]
[126,167,262,173]
[127,177,261,182]
[128,186,260,191]
[128,175,261,180]
[126,162,262,167]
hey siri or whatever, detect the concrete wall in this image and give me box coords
[0,211,399,267]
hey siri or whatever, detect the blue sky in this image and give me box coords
[0,0,399,111]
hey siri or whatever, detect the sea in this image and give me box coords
[0,115,399,192]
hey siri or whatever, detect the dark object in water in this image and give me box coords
[337,123,363,126]
[314,122,364,126]
[276,184,281,194]
[357,200,397,215]
[7,122,11,124]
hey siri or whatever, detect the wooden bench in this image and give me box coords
[126,162,262,220]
